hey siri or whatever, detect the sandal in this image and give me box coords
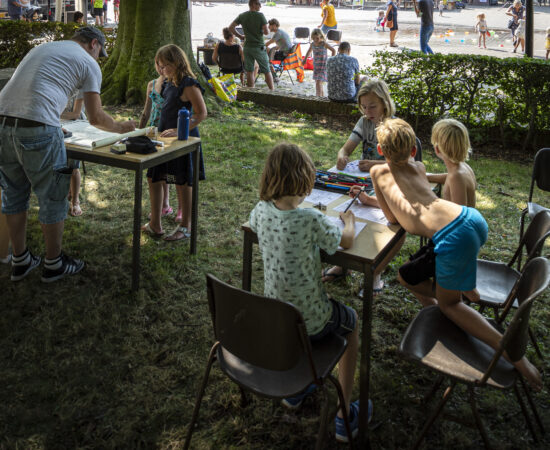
[141,222,164,237]
[148,206,174,219]
[322,266,349,283]
[164,226,191,241]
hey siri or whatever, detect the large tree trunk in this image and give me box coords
[102,0,199,105]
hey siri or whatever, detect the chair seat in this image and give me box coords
[476,260,520,308]
[528,202,549,220]
[218,333,346,399]
[400,306,517,389]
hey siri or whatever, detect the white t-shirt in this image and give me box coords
[0,41,102,127]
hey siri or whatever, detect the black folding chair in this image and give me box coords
[184,274,354,450]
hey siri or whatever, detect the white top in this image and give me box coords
[0,41,102,127]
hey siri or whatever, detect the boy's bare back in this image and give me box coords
[371,160,463,238]
[443,162,476,207]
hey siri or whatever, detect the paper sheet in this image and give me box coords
[333,199,390,225]
[304,189,342,206]
[326,216,367,249]
[327,160,370,178]
[61,120,147,149]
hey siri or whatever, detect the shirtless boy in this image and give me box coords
[370,118,542,391]
[398,118,478,306]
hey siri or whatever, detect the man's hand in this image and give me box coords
[119,120,137,133]
[336,155,350,170]
[358,159,378,172]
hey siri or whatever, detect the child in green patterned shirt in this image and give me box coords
[249,142,372,443]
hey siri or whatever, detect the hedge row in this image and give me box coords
[0,20,116,70]
[362,50,550,152]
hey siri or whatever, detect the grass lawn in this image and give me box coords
[1,102,549,449]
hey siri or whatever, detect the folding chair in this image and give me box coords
[184,274,354,450]
[326,29,342,45]
[519,148,550,243]
[270,43,305,84]
[293,26,310,44]
[400,257,550,449]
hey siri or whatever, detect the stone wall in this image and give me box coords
[237,87,361,119]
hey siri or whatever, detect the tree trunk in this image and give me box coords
[102,0,200,105]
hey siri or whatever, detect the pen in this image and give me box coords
[343,187,365,213]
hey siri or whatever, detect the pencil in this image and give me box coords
[343,187,364,213]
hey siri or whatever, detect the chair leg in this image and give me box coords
[519,209,528,264]
[184,343,219,450]
[412,380,456,450]
[528,326,544,361]
[82,160,87,175]
[424,375,445,405]
[327,374,354,450]
[286,69,294,85]
[315,385,330,450]
[239,386,249,408]
[513,382,538,442]
[467,386,490,449]
[519,377,545,435]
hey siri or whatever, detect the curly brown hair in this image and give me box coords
[259,143,316,201]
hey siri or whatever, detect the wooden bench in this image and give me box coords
[236,87,360,118]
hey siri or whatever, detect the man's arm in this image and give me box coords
[262,24,269,36]
[229,21,245,42]
[83,92,136,133]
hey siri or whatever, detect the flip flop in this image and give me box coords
[322,267,349,283]
[164,226,191,242]
[141,222,164,237]
[358,280,385,298]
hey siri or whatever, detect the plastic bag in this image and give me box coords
[208,74,237,102]
[203,32,218,48]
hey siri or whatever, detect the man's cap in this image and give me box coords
[73,26,108,57]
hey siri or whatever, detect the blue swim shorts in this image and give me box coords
[309,298,356,341]
[432,206,488,291]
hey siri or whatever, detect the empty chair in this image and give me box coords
[293,26,310,44]
[519,148,550,242]
[326,29,342,44]
[184,274,354,450]
[399,257,550,449]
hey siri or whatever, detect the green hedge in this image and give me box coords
[0,20,116,70]
[363,50,550,152]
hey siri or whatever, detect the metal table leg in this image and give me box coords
[358,267,374,449]
[242,230,253,291]
[131,170,143,291]
[190,145,199,255]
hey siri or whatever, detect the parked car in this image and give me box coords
[455,1,466,9]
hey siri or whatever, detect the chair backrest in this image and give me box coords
[529,148,550,199]
[512,210,550,269]
[294,26,310,42]
[206,274,311,372]
[414,137,422,162]
[217,45,243,72]
[326,29,342,42]
[500,257,550,362]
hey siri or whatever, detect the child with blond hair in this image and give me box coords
[250,143,372,443]
[475,13,488,49]
[303,29,335,97]
[398,118,477,307]
[369,118,542,391]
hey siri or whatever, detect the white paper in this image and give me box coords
[326,216,367,249]
[304,189,342,206]
[328,160,370,178]
[61,120,147,149]
[333,199,390,225]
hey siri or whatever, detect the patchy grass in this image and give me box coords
[1,103,549,449]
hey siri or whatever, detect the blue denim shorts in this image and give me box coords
[0,123,71,224]
[310,298,357,341]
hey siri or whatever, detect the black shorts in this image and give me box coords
[94,8,103,16]
[272,50,289,61]
[398,240,435,286]
[310,298,356,341]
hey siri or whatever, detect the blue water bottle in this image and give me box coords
[177,107,190,140]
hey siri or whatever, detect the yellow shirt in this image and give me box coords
[322,5,337,27]
[546,36,550,50]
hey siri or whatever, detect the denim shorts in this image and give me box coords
[0,123,71,224]
[310,298,357,341]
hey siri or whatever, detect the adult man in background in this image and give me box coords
[0,27,136,283]
[416,0,435,54]
[7,0,23,20]
[327,42,364,103]
[229,0,274,90]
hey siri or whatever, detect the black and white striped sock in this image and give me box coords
[12,248,30,267]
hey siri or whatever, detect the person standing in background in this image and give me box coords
[416,0,434,54]
[319,0,337,35]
